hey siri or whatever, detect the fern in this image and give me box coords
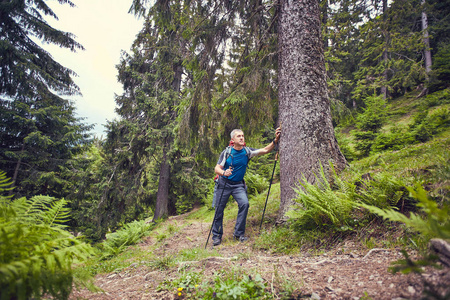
[287,162,355,229]
[355,172,408,208]
[0,171,13,197]
[0,194,95,300]
[98,220,152,260]
[358,185,450,239]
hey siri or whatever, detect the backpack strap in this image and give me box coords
[244,146,252,161]
[226,146,252,162]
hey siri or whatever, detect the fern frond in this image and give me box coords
[358,185,450,239]
[0,194,95,300]
[289,162,355,229]
[0,171,14,197]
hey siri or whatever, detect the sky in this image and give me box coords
[42,0,144,137]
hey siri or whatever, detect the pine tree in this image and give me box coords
[0,0,92,197]
[0,0,83,98]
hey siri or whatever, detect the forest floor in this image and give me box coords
[70,210,449,300]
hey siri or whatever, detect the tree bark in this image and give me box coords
[277,0,347,221]
[381,0,389,100]
[9,143,24,196]
[421,0,432,75]
[153,144,170,221]
[152,58,182,222]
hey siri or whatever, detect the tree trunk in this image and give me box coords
[153,144,170,221]
[152,59,182,222]
[277,0,347,221]
[381,0,389,100]
[421,0,432,75]
[9,143,24,196]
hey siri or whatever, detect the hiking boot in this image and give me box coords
[212,237,222,246]
[233,235,249,242]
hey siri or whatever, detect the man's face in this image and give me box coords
[232,130,245,146]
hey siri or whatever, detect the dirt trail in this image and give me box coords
[70,213,449,300]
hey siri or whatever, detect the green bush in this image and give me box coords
[371,126,414,153]
[353,130,378,157]
[356,95,388,132]
[0,194,94,300]
[410,108,449,143]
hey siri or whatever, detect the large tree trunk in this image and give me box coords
[277,0,347,221]
[153,144,170,221]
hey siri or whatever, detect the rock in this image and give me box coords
[328,276,334,283]
[408,286,416,294]
[311,292,320,299]
[430,238,450,267]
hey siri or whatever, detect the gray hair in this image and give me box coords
[230,129,243,139]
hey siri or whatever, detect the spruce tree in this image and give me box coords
[0,0,92,197]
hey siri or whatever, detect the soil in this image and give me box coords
[70,212,449,300]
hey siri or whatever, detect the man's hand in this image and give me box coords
[223,166,233,177]
[274,126,281,143]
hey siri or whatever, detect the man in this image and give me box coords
[212,127,281,246]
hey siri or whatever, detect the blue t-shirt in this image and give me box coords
[217,147,260,182]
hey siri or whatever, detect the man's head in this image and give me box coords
[230,129,245,148]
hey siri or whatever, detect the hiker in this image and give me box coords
[212,127,281,246]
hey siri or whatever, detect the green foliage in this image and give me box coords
[356,96,388,132]
[203,270,269,300]
[253,227,300,254]
[429,44,450,92]
[160,268,269,299]
[353,130,378,157]
[355,172,411,209]
[149,255,177,271]
[287,163,355,230]
[409,108,449,142]
[245,169,268,196]
[97,220,153,260]
[0,170,13,196]
[358,185,450,239]
[335,129,357,162]
[0,194,94,300]
[371,126,414,152]
[351,90,449,157]
[421,89,450,108]
[352,96,389,156]
[0,0,93,199]
[0,0,83,98]
[159,270,203,298]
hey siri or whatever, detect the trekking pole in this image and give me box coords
[205,169,230,249]
[259,151,278,232]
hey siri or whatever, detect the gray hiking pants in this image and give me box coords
[212,176,249,239]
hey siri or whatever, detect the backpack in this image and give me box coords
[213,141,252,182]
